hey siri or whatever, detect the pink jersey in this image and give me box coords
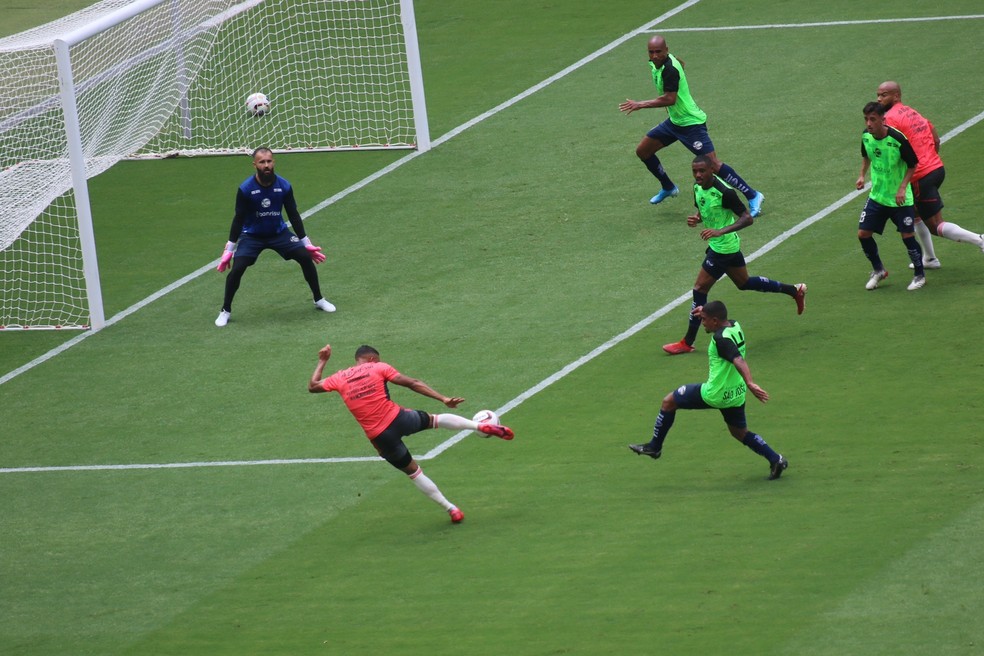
[884,103,942,181]
[321,361,402,439]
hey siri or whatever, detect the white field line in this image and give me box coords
[5,10,984,474]
[652,14,984,33]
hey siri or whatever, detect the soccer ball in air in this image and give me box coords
[245,92,270,117]
[472,409,499,426]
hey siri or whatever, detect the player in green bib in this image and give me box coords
[855,101,925,291]
[630,300,788,480]
[619,35,764,215]
[663,155,806,356]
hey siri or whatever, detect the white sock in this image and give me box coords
[938,221,984,246]
[409,468,455,511]
[433,413,477,431]
[914,220,937,260]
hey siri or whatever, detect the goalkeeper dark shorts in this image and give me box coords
[234,230,306,260]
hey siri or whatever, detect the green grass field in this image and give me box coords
[3,1,984,654]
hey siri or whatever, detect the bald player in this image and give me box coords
[876,81,984,268]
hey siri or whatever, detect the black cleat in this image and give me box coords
[769,455,788,480]
[629,444,662,459]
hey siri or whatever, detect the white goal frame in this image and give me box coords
[0,0,430,331]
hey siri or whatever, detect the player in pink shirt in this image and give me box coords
[877,81,984,267]
[308,344,514,523]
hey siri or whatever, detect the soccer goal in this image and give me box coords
[0,0,430,330]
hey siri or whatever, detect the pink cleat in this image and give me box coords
[794,283,807,315]
[662,339,695,355]
[478,423,514,440]
[449,507,464,523]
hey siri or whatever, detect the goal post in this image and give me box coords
[0,0,430,331]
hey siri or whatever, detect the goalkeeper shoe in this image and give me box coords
[748,192,765,217]
[478,423,514,440]
[314,298,336,313]
[628,443,662,459]
[769,455,788,480]
[649,186,679,205]
[449,507,464,523]
[662,339,695,355]
[214,310,231,327]
[794,283,807,315]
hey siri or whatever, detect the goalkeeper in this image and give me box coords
[214,147,335,327]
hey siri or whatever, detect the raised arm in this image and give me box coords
[308,344,332,393]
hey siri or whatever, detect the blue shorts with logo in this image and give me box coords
[235,230,306,260]
[858,198,916,235]
[647,119,715,156]
[701,247,746,279]
[673,383,747,428]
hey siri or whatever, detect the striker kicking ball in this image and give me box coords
[472,409,499,426]
[245,92,271,117]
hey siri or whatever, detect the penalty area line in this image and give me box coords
[4,96,983,476]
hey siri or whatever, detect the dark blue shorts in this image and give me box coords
[234,230,306,261]
[673,383,747,428]
[912,166,945,221]
[701,247,746,279]
[371,409,432,469]
[859,199,917,235]
[646,119,715,156]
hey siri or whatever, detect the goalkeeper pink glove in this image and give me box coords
[217,241,236,272]
[301,237,326,264]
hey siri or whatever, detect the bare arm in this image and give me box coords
[390,373,465,408]
[733,355,769,403]
[856,157,871,190]
[308,344,332,393]
[619,90,678,115]
[896,166,915,207]
[700,211,753,241]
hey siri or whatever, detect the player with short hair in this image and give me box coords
[619,35,764,216]
[630,300,788,480]
[214,147,335,327]
[876,81,984,267]
[662,155,806,356]
[308,344,514,524]
[856,102,925,291]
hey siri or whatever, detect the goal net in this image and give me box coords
[0,0,429,330]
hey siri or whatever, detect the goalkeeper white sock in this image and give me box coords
[433,413,477,431]
[938,221,984,246]
[409,468,455,511]
[914,220,937,260]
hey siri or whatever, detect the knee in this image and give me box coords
[661,393,676,411]
[636,139,659,160]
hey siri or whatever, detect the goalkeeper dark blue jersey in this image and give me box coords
[230,174,303,240]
